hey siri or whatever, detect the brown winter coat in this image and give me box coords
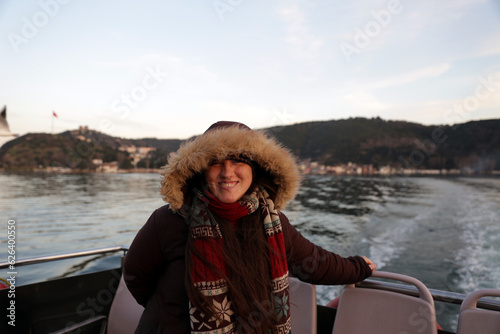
[124,205,372,333]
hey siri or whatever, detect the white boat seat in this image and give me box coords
[332,271,438,334]
[107,275,144,334]
[456,289,500,334]
[289,277,317,334]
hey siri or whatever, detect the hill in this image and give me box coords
[0,118,499,173]
[0,127,182,171]
[268,118,500,172]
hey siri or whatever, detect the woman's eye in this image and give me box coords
[230,159,247,165]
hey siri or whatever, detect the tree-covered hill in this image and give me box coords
[267,117,500,171]
[1,117,499,172]
[0,132,129,170]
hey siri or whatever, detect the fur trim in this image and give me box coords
[160,126,301,211]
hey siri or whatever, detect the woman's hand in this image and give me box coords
[362,256,377,271]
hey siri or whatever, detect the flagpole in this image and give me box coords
[51,111,57,134]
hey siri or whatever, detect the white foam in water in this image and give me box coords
[306,197,326,206]
[366,236,402,269]
[364,197,435,270]
[452,179,500,293]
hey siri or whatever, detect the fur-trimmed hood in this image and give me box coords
[160,123,301,212]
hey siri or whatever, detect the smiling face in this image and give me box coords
[204,159,253,203]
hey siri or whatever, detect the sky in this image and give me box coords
[1,0,500,140]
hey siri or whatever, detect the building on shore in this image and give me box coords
[298,160,495,176]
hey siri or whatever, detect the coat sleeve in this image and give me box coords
[123,205,186,307]
[281,212,372,285]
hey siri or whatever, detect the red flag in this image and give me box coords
[53,111,58,118]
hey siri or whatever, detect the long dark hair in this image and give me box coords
[185,185,280,333]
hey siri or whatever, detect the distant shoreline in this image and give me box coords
[0,167,163,174]
[1,167,499,177]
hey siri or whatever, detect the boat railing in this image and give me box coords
[2,246,500,313]
[358,278,500,312]
[0,245,129,269]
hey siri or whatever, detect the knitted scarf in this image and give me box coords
[182,187,291,334]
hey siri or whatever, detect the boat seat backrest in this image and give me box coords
[289,277,317,334]
[332,271,438,334]
[456,289,500,334]
[107,275,145,334]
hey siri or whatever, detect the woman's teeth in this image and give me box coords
[220,182,237,187]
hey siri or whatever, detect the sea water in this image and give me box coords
[1,172,499,331]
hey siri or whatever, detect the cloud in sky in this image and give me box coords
[278,2,323,60]
[0,0,499,139]
[369,63,452,90]
[474,32,500,59]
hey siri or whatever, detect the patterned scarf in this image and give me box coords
[181,187,291,334]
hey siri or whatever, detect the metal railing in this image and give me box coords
[0,245,129,270]
[358,278,500,311]
[2,245,500,312]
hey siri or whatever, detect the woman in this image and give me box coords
[124,121,376,334]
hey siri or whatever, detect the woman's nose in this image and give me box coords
[220,160,235,177]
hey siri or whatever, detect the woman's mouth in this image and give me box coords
[219,181,238,188]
